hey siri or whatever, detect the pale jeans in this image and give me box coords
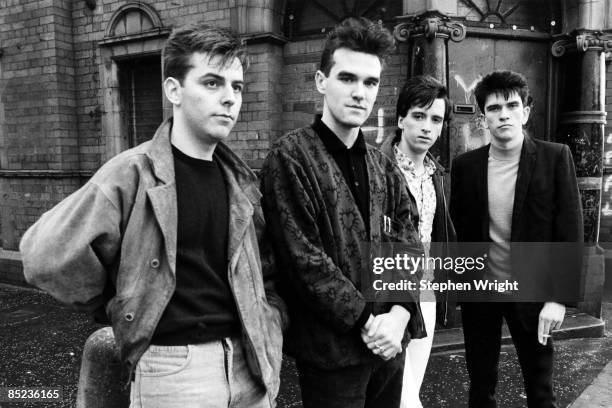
[400,299,436,408]
[130,337,271,408]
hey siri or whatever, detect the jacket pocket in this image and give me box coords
[381,214,406,242]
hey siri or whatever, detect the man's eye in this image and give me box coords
[365,81,378,87]
[340,77,354,83]
[413,113,424,120]
[233,84,243,93]
[204,80,218,88]
[433,117,443,124]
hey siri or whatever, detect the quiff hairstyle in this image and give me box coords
[163,23,248,83]
[396,75,452,122]
[319,17,395,76]
[474,70,530,113]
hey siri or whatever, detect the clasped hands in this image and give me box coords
[361,305,410,361]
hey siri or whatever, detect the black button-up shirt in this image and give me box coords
[312,116,370,233]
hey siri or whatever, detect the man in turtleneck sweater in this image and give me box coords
[450,71,583,408]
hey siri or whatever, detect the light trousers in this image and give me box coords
[400,300,436,408]
[130,337,271,408]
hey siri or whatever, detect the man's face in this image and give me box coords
[482,91,530,145]
[171,52,244,143]
[315,48,381,131]
[398,98,446,156]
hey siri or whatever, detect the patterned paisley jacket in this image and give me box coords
[261,125,426,369]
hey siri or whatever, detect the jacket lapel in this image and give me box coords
[476,145,490,240]
[366,149,383,242]
[511,136,537,241]
[214,143,260,269]
[145,119,178,274]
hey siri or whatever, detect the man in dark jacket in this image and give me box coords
[381,75,456,408]
[450,70,583,408]
[261,17,425,408]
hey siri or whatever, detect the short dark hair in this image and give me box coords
[163,23,248,83]
[474,70,530,113]
[396,75,452,122]
[319,17,395,76]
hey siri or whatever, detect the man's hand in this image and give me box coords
[538,302,565,345]
[361,306,410,361]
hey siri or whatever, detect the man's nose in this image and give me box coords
[351,82,365,100]
[221,85,237,105]
[500,106,510,119]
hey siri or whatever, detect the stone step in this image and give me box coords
[432,311,605,354]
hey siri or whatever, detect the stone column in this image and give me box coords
[394,12,466,83]
[552,31,612,316]
[231,0,287,170]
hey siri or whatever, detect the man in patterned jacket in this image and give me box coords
[261,17,425,408]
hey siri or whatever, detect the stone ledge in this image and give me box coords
[433,311,605,354]
[0,256,28,288]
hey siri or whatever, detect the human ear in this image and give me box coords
[522,105,531,125]
[163,77,182,106]
[315,70,327,95]
[397,116,405,129]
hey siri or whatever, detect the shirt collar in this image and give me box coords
[312,115,367,154]
[394,144,436,176]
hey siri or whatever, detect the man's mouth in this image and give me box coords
[347,105,366,110]
[215,114,235,120]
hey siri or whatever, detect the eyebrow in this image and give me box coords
[198,73,244,85]
[336,71,380,81]
[198,73,224,81]
[336,71,356,77]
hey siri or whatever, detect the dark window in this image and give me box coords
[117,55,163,147]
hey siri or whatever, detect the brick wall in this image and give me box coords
[0,0,80,249]
[1,0,79,171]
[0,177,82,249]
[232,41,284,169]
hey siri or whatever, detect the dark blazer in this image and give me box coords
[450,135,583,304]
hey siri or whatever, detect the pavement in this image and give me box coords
[0,283,611,408]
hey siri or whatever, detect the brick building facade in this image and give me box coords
[1,0,611,315]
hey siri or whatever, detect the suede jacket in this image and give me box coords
[380,133,457,327]
[261,125,426,369]
[20,119,287,406]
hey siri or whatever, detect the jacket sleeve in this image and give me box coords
[388,163,426,340]
[19,182,121,314]
[261,149,368,333]
[253,200,290,331]
[554,145,583,243]
[551,145,584,304]
[449,158,462,238]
